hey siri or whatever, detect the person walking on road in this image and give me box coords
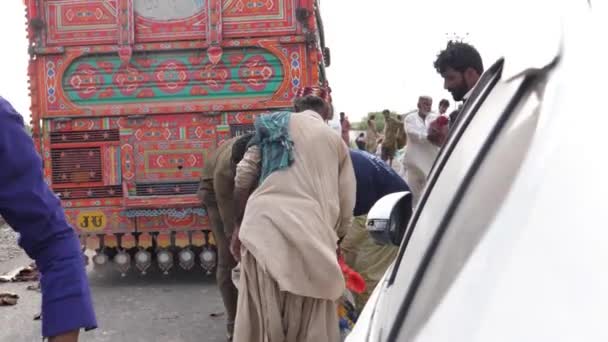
[0,96,97,342]
[381,109,402,165]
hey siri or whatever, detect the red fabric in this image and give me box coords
[428,114,450,145]
[295,86,332,103]
[432,115,449,127]
[338,254,366,294]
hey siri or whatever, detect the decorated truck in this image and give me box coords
[24,0,330,275]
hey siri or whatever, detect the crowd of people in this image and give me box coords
[0,40,483,342]
[341,40,484,205]
[199,40,485,342]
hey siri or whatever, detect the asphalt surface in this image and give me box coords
[0,224,228,342]
[0,223,20,264]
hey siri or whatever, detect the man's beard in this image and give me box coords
[449,85,469,101]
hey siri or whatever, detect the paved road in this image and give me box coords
[0,226,228,342]
[0,224,20,265]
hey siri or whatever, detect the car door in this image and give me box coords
[394,3,597,340]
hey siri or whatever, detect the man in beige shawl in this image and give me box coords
[231,87,356,342]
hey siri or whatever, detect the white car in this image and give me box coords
[349,2,608,341]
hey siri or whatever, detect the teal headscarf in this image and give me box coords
[247,111,294,183]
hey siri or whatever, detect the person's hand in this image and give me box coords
[230,226,242,262]
[49,330,79,342]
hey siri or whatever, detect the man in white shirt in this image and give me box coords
[402,96,441,205]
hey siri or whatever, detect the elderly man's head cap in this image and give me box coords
[295,86,332,103]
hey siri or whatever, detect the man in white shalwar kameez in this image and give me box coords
[402,96,443,205]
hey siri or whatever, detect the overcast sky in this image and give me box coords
[0,0,598,123]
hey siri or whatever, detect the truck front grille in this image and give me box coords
[135,182,199,196]
[51,147,102,184]
[50,129,119,144]
[56,185,123,200]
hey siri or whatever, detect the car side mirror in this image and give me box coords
[366,191,412,246]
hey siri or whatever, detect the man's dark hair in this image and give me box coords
[294,95,327,115]
[439,99,450,107]
[231,132,255,166]
[434,41,484,75]
[382,109,390,115]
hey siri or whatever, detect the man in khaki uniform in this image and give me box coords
[197,134,253,341]
[365,114,378,153]
[381,109,404,165]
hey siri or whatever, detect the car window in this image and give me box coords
[375,58,532,340]
[405,72,549,341]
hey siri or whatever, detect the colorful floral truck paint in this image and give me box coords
[24,0,330,275]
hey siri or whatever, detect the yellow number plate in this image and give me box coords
[76,211,107,232]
